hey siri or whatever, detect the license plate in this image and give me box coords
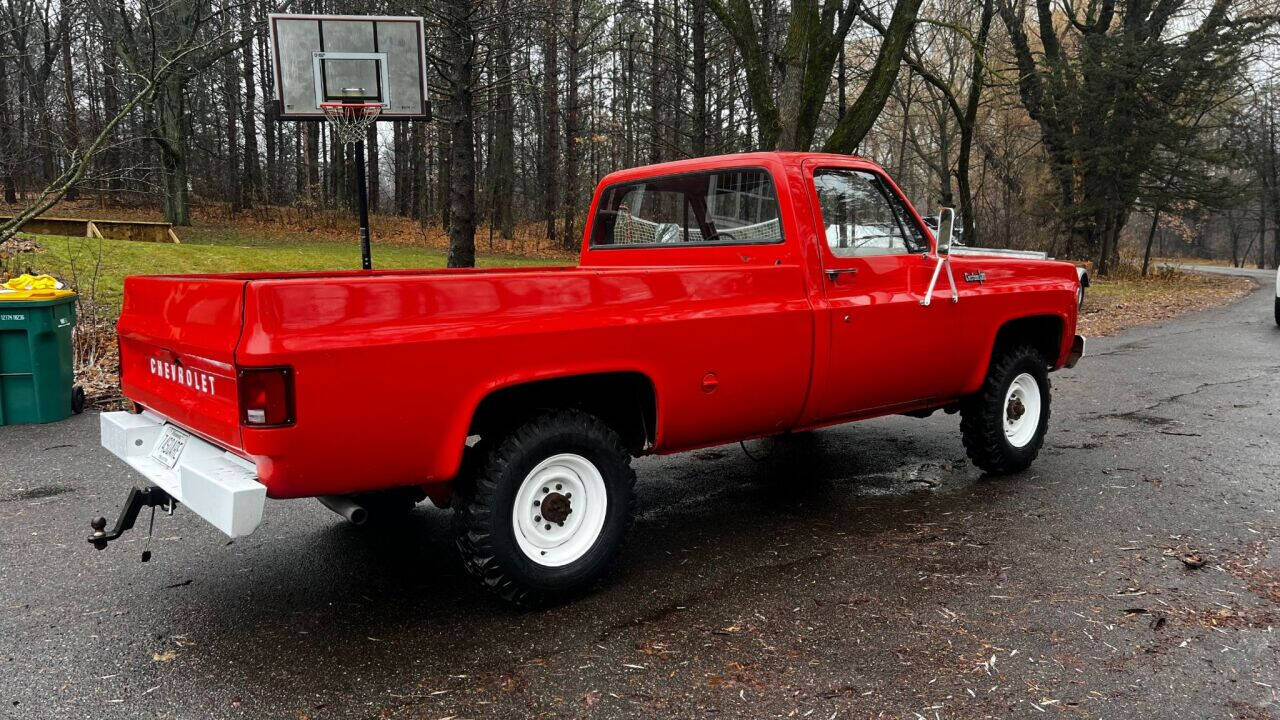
[149,425,191,469]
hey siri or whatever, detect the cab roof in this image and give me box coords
[595,151,881,187]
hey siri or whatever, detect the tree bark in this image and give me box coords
[60,8,80,201]
[691,0,708,156]
[492,0,515,239]
[239,0,259,209]
[562,0,583,250]
[222,13,241,213]
[443,0,476,267]
[955,0,993,244]
[155,77,191,225]
[1141,208,1161,276]
[649,0,663,161]
[823,0,924,153]
[0,50,16,203]
[541,0,560,244]
[366,124,379,212]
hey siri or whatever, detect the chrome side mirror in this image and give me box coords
[922,207,958,307]
[935,207,955,256]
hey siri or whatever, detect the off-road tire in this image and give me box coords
[452,409,636,608]
[960,345,1051,474]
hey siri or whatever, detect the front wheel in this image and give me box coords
[960,345,1051,474]
[453,409,636,608]
[1274,296,1279,327]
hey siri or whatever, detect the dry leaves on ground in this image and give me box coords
[1077,268,1256,337]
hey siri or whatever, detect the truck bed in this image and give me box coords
[117,263,816,498]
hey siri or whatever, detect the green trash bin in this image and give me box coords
[0,294,80,425]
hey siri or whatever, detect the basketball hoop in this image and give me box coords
[321,93,383,145]
[271,15,432,272]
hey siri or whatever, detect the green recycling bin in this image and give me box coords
[0,294,81,425]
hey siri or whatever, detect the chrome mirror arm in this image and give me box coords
[921,253,959,307]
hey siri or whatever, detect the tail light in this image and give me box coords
[238,366,295,427]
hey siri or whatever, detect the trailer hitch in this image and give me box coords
[88,486,177,557]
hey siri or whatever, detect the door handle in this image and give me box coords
[825,268,857,282]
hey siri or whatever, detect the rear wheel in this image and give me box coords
[453,409,636,608]
[960,345,1051,474]
[1274,296,1279,327]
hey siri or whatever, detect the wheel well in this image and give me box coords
[469,372,657,454]
[993,315,1063,366]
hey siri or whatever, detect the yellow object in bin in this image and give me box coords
[0,274,75,300]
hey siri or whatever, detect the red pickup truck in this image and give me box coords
[92,152,1084,606]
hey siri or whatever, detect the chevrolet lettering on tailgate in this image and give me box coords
[149,357,217,396]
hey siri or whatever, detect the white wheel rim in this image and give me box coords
[512,453,608,567]
[1003,373,1042,448]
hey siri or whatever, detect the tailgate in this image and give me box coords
[117,275,248,450]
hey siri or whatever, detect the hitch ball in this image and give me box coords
[90,517,108,550]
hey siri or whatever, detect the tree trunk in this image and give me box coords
[691,0,707,156]
[561,0,582,250]
[1259,183,1269,270]
[956,0,993,244]
[366,124,379,212]
[648,0,663,162]
[1141,208,1160,276]
[239,0,259,209]
[155,78,191,225]
[443,0,476,267]
[223,27,241,213]
[0,52,16,203]
[822,0,924,153]
[437,121,452,230]
[541,0,560,244]
[304,121,320,203]
[492,0,515,239]
[60,11,80,201]
[258,13,278,202]
[1268,96,1279,269]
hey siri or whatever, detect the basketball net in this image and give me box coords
[320,101,383,145]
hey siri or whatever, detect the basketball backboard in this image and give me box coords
[269,14,430,120]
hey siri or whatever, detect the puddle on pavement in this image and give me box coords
[844,460,962,496]
[1,484,76,502]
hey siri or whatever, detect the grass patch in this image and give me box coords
[9,234,563,308]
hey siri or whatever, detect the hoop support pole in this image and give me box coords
[353,139,372,270]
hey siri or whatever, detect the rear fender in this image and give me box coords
[432,367,662,483]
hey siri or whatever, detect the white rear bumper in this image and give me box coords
[100,411,266,537]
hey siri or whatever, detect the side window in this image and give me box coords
[812,169,927,257]
[591,168,783,247]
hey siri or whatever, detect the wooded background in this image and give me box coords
[0,0,1277,272]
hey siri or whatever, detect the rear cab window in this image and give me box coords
[591,168,783,248]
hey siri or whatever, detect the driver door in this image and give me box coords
[807,164,956,418]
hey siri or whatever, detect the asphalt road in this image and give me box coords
[2,268,1278,720]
